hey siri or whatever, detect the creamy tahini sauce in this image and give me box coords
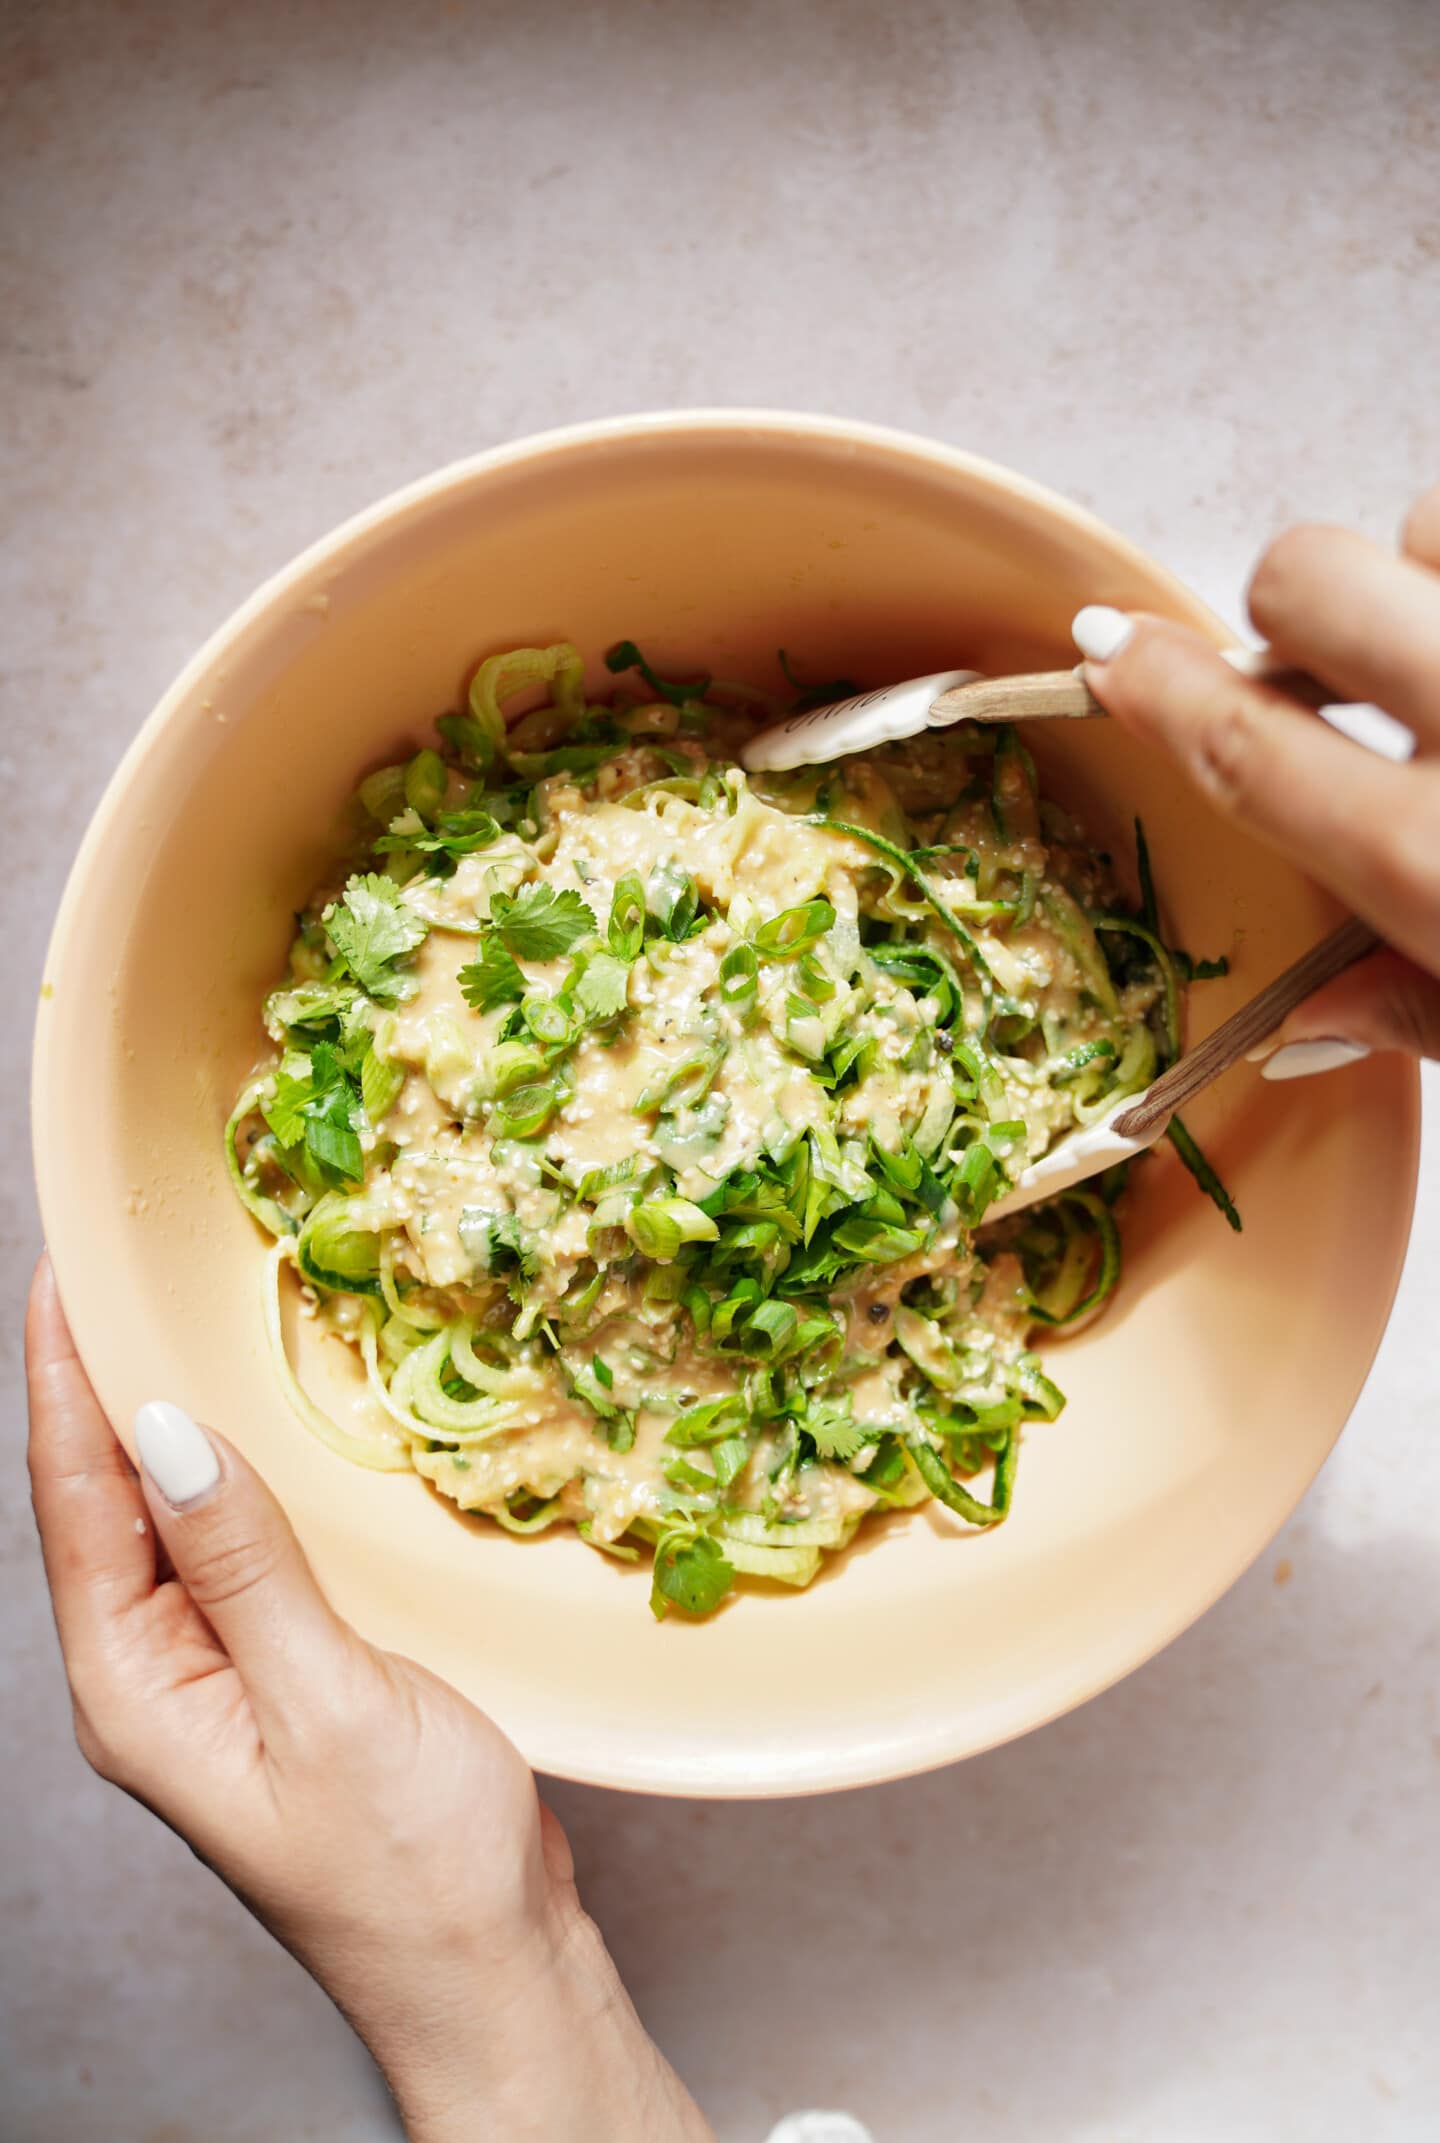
[280,733,1151,1537]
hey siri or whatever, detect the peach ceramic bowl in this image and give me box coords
[33,412,1419,1796]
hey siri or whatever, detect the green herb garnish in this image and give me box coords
[228,633,1240,1620]
[325,874,428,999]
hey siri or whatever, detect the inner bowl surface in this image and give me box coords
[33,412,1418,1795]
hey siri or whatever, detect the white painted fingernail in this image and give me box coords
[134,1401,221,1509]
[1245,1036,1281,1063]
[1261,1038,1370,1082]
[1071,605,1135,663]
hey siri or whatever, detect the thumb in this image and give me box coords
[133,1401,350,1719]
[1258,947,1440,1077]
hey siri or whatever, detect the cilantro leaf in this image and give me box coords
[326,875,428,999]
[262,1064,310,1149]
[803,1399,876,1464]
[301,1041,364,1180]
[304,1108,364,1180]
[262,1043,365,1184]
[649,1528,735,1619]
[573,950,631,1024]
[458,937,525,1013]
[490,884,596,960]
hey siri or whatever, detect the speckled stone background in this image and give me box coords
[3,3,1438,2138]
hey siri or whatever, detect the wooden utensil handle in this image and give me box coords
[1112,914,1381,1138]
[929,671,1101,723]
[927,655,1330,727]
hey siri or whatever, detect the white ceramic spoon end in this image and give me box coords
[740,670,979,771]
[983,1100,1166,1223]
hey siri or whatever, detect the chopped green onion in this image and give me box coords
[666,1395,747,1445]
[718,941,759,1020]
[486,1040,547,1096]
[404,748,447,820]
[635,1049,723,1115]
[357,764,407,824]
[753,898,836,958]
[608,872,646,960]
[360,1042,404,1125]
[296,1193,382,1297]
[951,1038,1009,1119]
[664,1453,719,1493]
[626,1199,721,1261]
[647,861,701,941]
[710,1435,751,1490]
[521,990,573,1049]
[795,949,836,1002]
[490,1081,557,1140]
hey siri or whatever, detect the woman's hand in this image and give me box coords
[25,1256,714,2143]
[1073,482,1440,1073]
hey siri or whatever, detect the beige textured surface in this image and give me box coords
[2,2,1437,2139]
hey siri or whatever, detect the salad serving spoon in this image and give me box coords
[740,646,1330,773]
[982,912,1377,1219]
[740,649,1374,1217]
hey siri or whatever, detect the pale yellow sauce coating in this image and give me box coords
[246,716,1156,1564]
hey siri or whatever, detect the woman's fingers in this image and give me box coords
[28,1255,359,1757]
[133,1402,354,1732]
[1246,521,1440,744]
[1074,614,1440,975]
[26,1257,156,1667]
[1401,483,1440,572]
[1261,947,1440,1070]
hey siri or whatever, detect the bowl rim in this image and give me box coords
[37,403,1243,976]
[32,409,1423,1795]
